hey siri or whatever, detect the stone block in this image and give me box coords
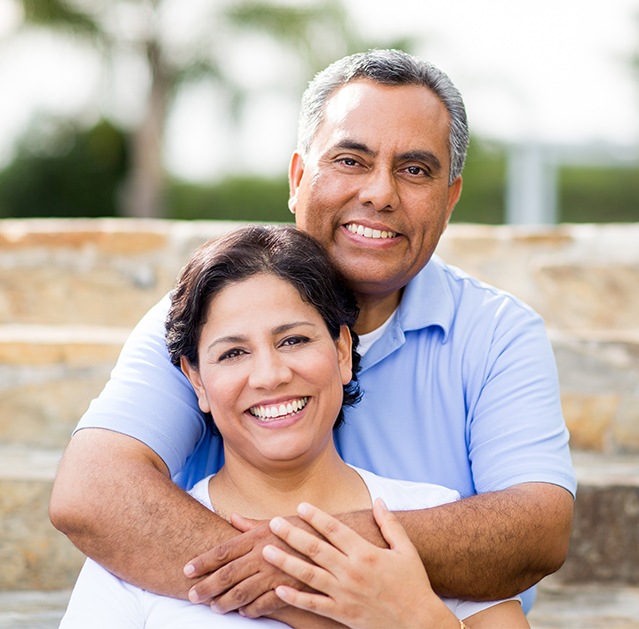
[558,452,639,585]
[0,447,85,590]
[0,325,126,448]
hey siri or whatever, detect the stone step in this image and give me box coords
[558,451,639,586]
[0,218,236,327]
[1,581,639,628]
[1,445,638,592]
[0,446,85,592]
[528,577,639,628]
[0,325,128,448]
[2,323,638,457]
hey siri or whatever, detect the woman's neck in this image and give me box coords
[208,445,371,521]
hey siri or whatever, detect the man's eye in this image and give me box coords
[337,157,360,167]
[406,165,428,176]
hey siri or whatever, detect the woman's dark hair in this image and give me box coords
[166,224,362,429]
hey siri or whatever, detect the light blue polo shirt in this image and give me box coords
[76,254,576,613]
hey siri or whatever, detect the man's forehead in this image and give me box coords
[314,80,450,154]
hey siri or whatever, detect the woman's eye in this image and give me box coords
[218,348,246,362]
[280,336,309,348]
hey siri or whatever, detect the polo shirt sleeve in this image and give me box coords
[466,296,576,497]
[74,294,206,478]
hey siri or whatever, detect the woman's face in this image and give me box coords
[181,273,353,473]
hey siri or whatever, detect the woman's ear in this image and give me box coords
[180,356,211,414]
[336,326,353,385]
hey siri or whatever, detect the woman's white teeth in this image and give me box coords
[346,223,396,239]
[250,397,308,421]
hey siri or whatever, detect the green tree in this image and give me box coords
[7,0,413,219]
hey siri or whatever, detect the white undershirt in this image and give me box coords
[356,308,398,356]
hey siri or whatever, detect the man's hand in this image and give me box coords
[184,513,317,617]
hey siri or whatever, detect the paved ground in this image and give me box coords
[2,578,639,628]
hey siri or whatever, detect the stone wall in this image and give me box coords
[1,218,637,455]
[1,218,638,590]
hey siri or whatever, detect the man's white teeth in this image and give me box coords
[346,223,397,239]
[250,397,309,421]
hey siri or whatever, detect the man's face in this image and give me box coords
[289,79,462,303]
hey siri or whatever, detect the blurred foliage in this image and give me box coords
[168,176,292,224]
[451,139,506,224]
[559,166,639,223]
[1,119,638,223]
[0,119,128,218]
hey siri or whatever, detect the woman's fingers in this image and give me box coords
[372,498,416,552]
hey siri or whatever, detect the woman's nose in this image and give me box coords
[248,349,293,390]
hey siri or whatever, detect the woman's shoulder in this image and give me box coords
[350,466,461,511]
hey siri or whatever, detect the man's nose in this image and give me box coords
[357,167,399,211]
[248,349,293,390]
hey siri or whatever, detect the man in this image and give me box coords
[50,49,575,617]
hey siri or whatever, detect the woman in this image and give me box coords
[60,225,528,628]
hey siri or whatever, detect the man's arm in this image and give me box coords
[49,428,237,598]
[366,482,573,600]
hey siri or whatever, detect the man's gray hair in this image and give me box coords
[297,49,469,184]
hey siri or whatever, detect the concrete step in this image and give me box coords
[0,325,127,448]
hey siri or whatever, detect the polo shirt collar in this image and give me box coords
[360,255,454,371]
[398,254,454,341]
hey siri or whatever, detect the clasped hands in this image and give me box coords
[183,499,446,629]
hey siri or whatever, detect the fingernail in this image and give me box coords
[188,588,200,603]
[270,516,283,532]
[184,563,195,577]
[378,498,389,510]
[297,502,309,515]
[263,545,277,560]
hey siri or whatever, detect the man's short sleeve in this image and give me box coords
[75,294,207,479]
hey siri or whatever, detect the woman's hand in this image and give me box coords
[262,498,460,629]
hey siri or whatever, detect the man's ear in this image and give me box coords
[287,151,305,215]
[336,325,353,385]
[445,176,463,226]
[180,356,211,414]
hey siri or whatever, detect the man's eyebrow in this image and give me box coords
[399,150,442,172]
[333,139,376,156]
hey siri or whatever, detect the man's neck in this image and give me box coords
[353,290,402,335]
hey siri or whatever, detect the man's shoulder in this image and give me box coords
[399,256,541,340]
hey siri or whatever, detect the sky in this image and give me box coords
[0,0,638,180]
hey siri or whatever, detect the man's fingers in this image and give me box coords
[237,590,286,619]
[184,535,253,579]
[187,552,265,603]
[208,572,279,614]
[230,512,261,533]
